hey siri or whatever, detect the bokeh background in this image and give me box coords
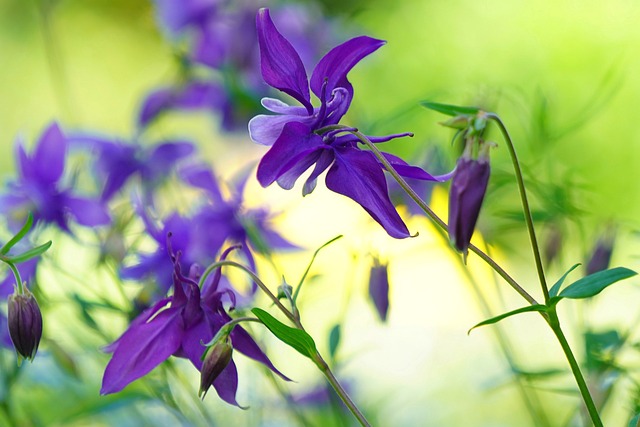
[1,0,640,426]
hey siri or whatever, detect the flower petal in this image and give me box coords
[256,121,324,187]
[256,8,312,113]
[34,122,67,185]
[380,152,452,181]
[310,36,385,101]
[100,306,183,394]
[178,163,224,204]
[64,196,111,227]
[325,148,410,238]
[212,358,242,407]
[230,323,290,381]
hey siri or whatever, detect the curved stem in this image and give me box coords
[547,310,603,426]
[3,261,24,294]
[352,129,539,306]
[486,114,549,302]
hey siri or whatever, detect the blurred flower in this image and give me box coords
[8,287,43,364]
[448,138,491,257]
[249,8,445,238]
[69,133,195,202]
[586,228,616,276]
[102,244,288,405]
[0,123,110,232]
[368,258,390,321]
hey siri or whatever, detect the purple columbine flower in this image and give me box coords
[0,123,110,232]
[586,228,616,276]
[368,258,390,322]
[448,139,492,257]
[248,8,446,238]
[102,244,289,406]
[69,133,195,202]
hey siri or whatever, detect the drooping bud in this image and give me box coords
[368,259,390,322]
[448,139,491,258]
[199,336,233,399]
[586,230,616,276]
[8,287,43,364]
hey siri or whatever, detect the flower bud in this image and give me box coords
[8,288,43,364]
[448,148,490,258]
[586,232,615,276]
[199,337,233,399]
[368,260,390,322]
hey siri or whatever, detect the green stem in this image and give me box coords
[311,351,371,427]
[352,129,539,306]
[547,310,603,426]
[3,261,24,294]
[486,114,549,302]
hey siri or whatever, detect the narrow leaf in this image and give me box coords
[251,308,317,359]
[328,324,341,359]
[420,101,480,117]
[6,241,52,264]
[549,263,581,297]
[559,267,636,299]
[468,304,548,334]
[1,212,34,255]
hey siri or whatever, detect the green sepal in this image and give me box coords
[420,101,480,117]
[1,213,34,255]
[558,267,636,299]
[468,304,548,335]
[5,241,52,264]
[251,308,317,360]
[549,263,581,298]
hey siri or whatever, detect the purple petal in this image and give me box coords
[101,306,183,394]
[310,36,385,101]
[178,316,211,370]
[248,108,315,146]
[230,324,290,381]
[256,121,324,187]
[146,141,195,173]
[34,122,67,184]
[178,163,224,204]
[303,149,334,196]
[256,8,312,113]
[155,0,217,34]
[368,262,390,321]
[64,196,111,227]
[212,358,242,407]
[326,148,410,239]
[381,152,452,181]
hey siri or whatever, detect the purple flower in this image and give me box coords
[102,245,288,405]
[0,259,37,349]
[249,9,445,238]
[586,228,616,276]
[0,123,110,232]
[69,133,195,202]
[368,259,390,322]
[448,141,491,256]
[8,287,43,363]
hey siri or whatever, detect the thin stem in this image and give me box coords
[3,261,24,294]
[312,351,371,427]
[352,129,539,306]
[198,260,296,323]
[547,310,603,427]
[486,114,549,302]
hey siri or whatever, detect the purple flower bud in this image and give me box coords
[8,288,43,363]
[368,260,390,322]
[586,232,615,276]
[199,337,233,399]
[448,153,490,257]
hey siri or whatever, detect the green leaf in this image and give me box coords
[251,308,317,360]
[468,304,548,334]
[420,101,480,117]
[328,324,341,359]
[1,212,34,255]
[628,414,639,427]
[558,267,637,299]
[6,241,52,264]
[549,263,581,298]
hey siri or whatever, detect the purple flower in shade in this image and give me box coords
[448,140,492,257]
[69,133,195,202]
[248,9,447,238]
[586,228,616,276]
[101,244,289,406]
[153,0,219,36]
[0,123,110,232]
[368,258,390,322]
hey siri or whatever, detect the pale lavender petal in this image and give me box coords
[326,148,410,239]
[256,8,312,113]
[248,111,315,146]
[100,306,183,394]
[146,141,195,174]
[310,36,385,101]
